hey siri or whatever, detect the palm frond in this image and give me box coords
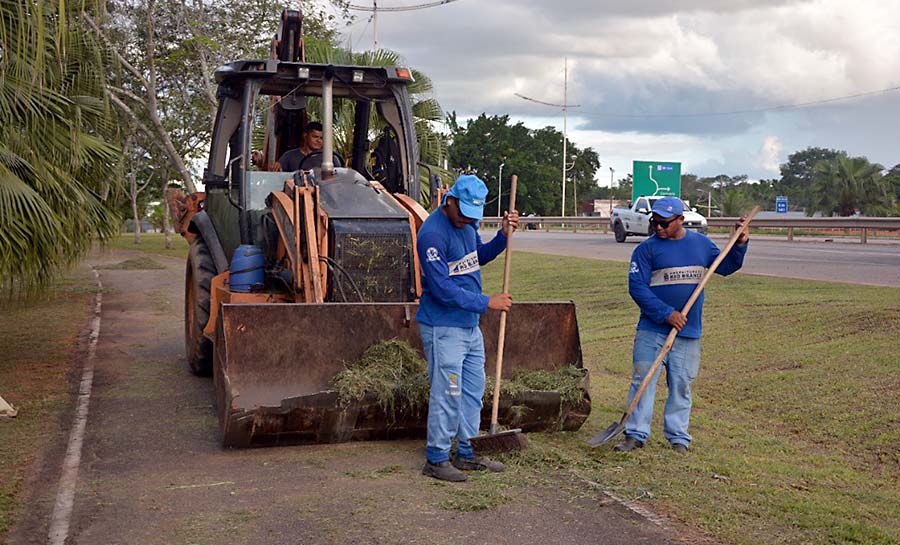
[0,0,122,295]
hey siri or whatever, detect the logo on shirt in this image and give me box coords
[426,247,440,262]
[650,266,707,286]
[448,251,480,276]
[630,261,639,274]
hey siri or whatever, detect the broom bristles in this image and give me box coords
[469,429,529,454]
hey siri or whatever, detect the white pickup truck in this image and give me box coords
[610,196,708,243]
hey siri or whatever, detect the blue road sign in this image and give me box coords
[776,196,788,214]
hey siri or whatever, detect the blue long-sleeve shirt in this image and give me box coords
[415,209,507,328]
[629,230,747,339]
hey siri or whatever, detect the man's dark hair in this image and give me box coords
[305,121,323,133]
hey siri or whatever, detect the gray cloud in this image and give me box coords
[335,0,900,176]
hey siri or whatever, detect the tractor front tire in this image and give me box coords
[614,222,627,243]
[185,238,216,376]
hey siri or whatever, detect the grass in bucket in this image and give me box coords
[329,340,588,423]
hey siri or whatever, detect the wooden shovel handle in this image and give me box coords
[490,175,517,432]
[622,205,760,418]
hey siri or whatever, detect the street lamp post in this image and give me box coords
[497,162,505,216]
[565,154,578,216]
[609,166,615,214]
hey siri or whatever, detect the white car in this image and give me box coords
[610,196,708,242]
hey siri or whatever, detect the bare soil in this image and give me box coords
[6,249,721,545]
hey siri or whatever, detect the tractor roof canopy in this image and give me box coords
[214,60,415,98]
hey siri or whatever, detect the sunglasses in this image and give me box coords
[650,216,679,229]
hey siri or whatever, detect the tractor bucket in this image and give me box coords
[214,301,590,447]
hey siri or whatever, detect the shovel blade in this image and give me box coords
[586,420,625,448]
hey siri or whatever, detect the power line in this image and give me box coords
[346,0,461,51]
[348,0,459,12]
[574,85,900,119]
[351,15,374,50]
[514,92,580,109]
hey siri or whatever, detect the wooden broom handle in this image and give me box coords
[490,175,517,432]
[622,205,761,417]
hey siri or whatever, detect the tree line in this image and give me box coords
[676,148,900,217]
[446,113,601,216]
[445,121,899,218]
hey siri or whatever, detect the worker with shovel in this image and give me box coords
[615,197,748,454]
[416,175,519,482]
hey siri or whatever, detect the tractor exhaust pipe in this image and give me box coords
[321,66,335,178]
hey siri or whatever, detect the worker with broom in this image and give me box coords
[416,174,519,482]
[614,197,748,454]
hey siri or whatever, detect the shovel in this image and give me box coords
[587,205,760,448]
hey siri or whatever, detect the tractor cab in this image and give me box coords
[202,60,421,265]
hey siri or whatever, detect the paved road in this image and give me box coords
[512,231,900,287]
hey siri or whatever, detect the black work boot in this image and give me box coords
[613,437,645,452]
[671,442,689,454]
[422,461,467,482]
[452,455,505,473]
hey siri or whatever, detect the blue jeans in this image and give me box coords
[419,323,485,464]
[624,329,702,447]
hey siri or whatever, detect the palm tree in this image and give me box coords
[0,0,122,295]
[811,156,886,216]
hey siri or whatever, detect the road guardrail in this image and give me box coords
[480,216,900,243]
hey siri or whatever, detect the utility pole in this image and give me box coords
[372,0,378,52]
[515,58,580,218]
[498,162,505,216]
[562,57,568,217]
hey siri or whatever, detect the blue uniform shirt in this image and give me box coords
[629,230,747,339]
[415,208,507,328]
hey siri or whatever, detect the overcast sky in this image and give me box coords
[327,0,899,186]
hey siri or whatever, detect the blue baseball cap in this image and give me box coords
[651,196,684,218]
[447,175,488,220]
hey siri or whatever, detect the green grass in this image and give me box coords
[479,251,900,545]
[105,232,189,260]
[2,242,897,543]
[0,268,97,536]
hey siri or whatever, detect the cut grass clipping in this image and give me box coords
[96,257,165,270]
[330,339,430,415]
[329,339,586,418]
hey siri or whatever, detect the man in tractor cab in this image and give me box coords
[415,175,519,482]
[274,121,323,171]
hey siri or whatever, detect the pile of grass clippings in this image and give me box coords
[96,257,165,270]
[330,340,588,418]
[485,365,588,406]
[329,339,430,415]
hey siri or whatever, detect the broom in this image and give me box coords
[469,175,529,454]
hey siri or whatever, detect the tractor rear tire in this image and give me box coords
[185,237,216,376]
[614,222,627,243]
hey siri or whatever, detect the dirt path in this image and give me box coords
[8,249,707,545]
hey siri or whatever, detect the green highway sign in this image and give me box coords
[632,161,681,200]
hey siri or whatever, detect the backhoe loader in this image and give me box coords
[171,9,591,447]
